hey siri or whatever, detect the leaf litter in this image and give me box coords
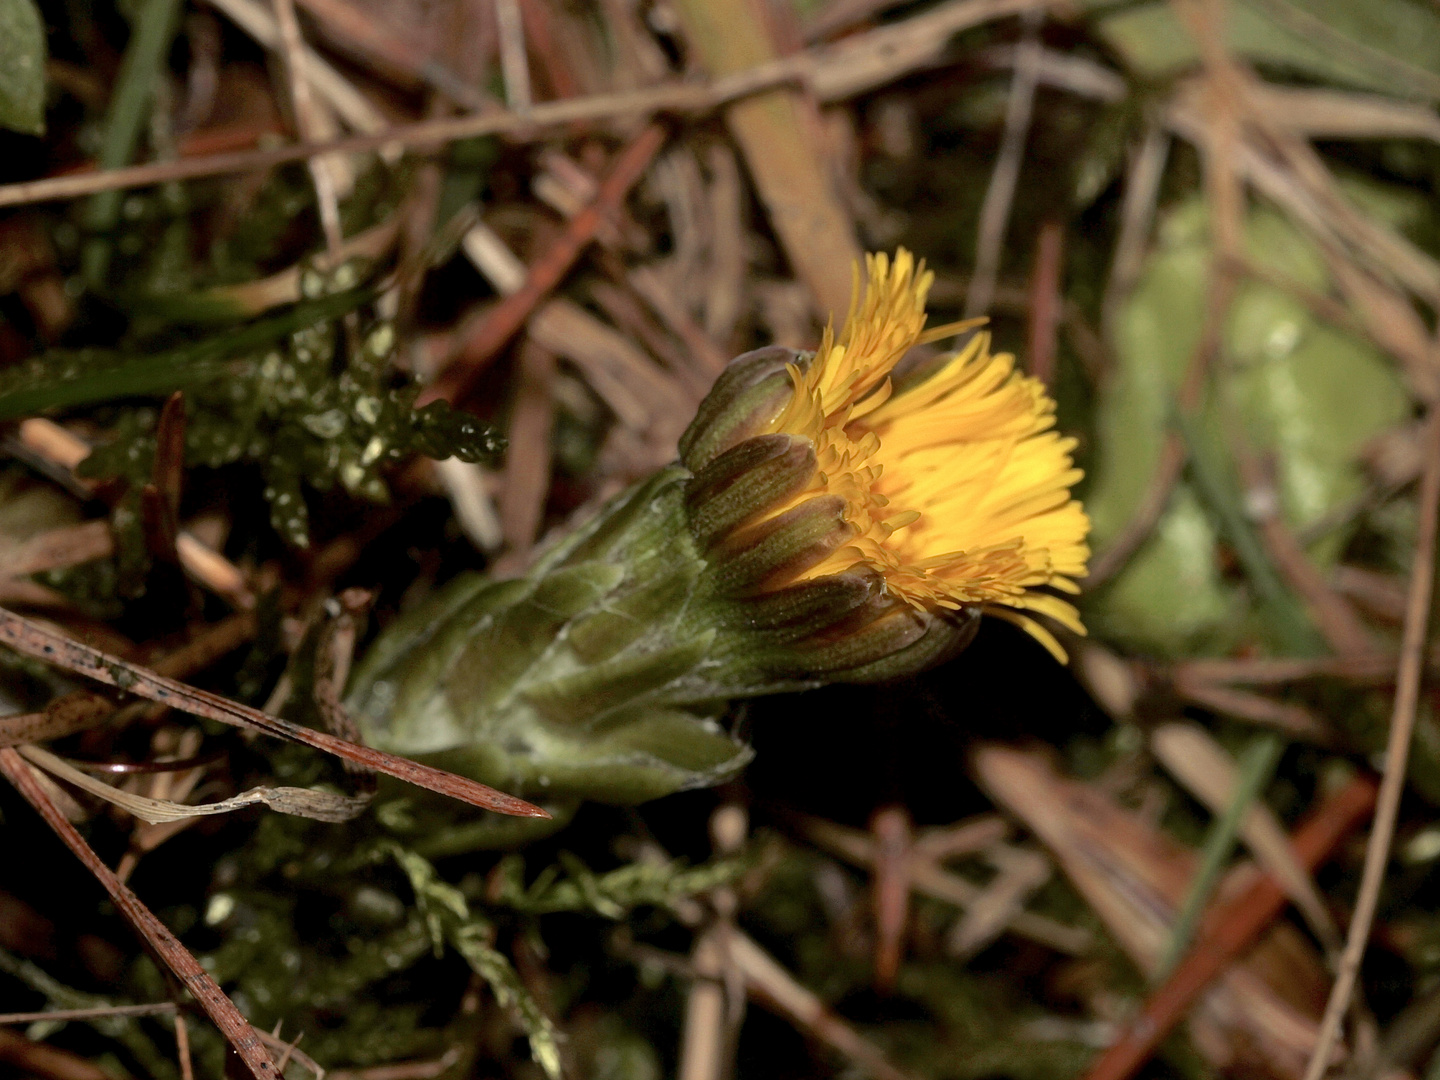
[2,0,1440,1078]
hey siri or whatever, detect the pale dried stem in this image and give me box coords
[965,8,1041,319]
[269,0,344,253]
[1102,119,1170,343]
[494,0,532,110]
[0,1003,177,1024]
[1302,410,1440,1080]
[678,929,730,1080]
[12,419,254,608]
[0,0,1048,210]
[1173,679,1333,742]
[798,815,1091,954]
[0,747,283,1080]
[175,1012,194,1080]
[725,932,919,1080]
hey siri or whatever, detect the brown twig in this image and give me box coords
[0,85,735,210]
[0,1026,112,1080]
[0,0,1043,212]
[519,0,582,103]
[870,805,911,992]
[1173,652,1405,686]
[0,612,259,749]
[1089,0,1248,587]
[1249,493,1379,658]
[1026,219,1064,386]
[421,123,668,406]
[1086,249,1235,587]
[1302,410,1440,1080]
[141,392,186,566]
[0,747,282,1080]
[1079,772,1380,1080]
[175,1012,194,1080]
[0,606,548,818]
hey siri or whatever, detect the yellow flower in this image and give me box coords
[759,249,1090,661]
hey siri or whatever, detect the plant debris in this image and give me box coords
[4,0,1440,1077]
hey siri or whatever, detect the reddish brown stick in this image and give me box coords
[1080,773,1379,1080]
[0,607,548,819]
[50,122,284,177]
[1026,219,1063,387]
[0,747,279,1080]
[0,1024,112,1080]
[419,123,668,407]
[519,0,581,101]
[870,805,911,992]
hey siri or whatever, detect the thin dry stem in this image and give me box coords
[1102,118,1170,342]
[494,0,532,110]
[0,605,547,817]
[0,1003,177,1024]
[269,0,344,253]
[0,747,282,1080]
[0,0,1047,211]
[965,8,1041,319]
[1302,409,1440,1080]
[175,1013,194,1080]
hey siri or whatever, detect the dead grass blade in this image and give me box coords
[423,124,667,407]
[1151,723,1339,951]
[0,0,1045,213]
[796,814,1090,954]
[974,744,1339,1075]
[1302,409,1440,1080]
[1079,772,1378,1080]
[725,931,920,1080]
[0,1025,112,1080]
[672,0,861,319]
[0,747,282,1080]
[0,606,548,818]
[18,743,371,824]
[966,8,1042,318]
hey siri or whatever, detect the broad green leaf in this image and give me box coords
[1083,199,1410,656]
[1095,0,1440,101]
[0,0,45,136]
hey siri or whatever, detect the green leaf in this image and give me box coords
[0,0,45,136]
[1095,0,1440,101]
[1083,199,1410,655]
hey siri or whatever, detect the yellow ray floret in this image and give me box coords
[763,249,1091,661]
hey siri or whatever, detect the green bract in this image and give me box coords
[348,347,979,805]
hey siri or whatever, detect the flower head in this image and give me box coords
[354,249,1092,808]
[751,249,1090,660]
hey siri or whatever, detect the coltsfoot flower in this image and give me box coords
[348,250,1090,807]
